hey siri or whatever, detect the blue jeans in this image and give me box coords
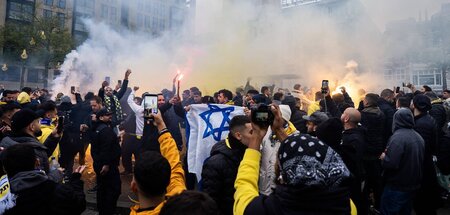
[380,187,414,215]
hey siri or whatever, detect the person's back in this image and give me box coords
[382,109,424,191]
[3,144,86,215]
[360,106,385,158]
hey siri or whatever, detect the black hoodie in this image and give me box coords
[382,109,424,191]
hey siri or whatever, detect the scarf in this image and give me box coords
[104,95,123,122]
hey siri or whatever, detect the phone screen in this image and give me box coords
[321,80,329,89]
[144,95,158,117]
[105,76,111,84]
[395,87,400,93]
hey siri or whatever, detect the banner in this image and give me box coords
[186,104,245,180]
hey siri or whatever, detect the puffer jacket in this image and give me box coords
[430,99,447,132]
[201,134,247,215]
[360,106,386,159]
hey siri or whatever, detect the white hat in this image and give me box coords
[279,105,292,122]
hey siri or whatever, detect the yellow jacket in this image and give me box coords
[307,100,321,116]
[234,149,357,215]
[37,122,60,160]
[130,132,186,215]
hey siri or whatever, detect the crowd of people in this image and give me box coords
[0,69,449,215]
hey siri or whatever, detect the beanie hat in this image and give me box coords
[413,94,432,112]
[11,109,39,132]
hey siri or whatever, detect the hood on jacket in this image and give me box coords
[392,108,415,132]
[9,170,48,193]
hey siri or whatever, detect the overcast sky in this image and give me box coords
[360,0,449,31]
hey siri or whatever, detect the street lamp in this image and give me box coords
[19,49,28,89]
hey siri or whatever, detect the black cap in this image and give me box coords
[96,108,113,118]
[413,94,432,112]
[11,109,40,132]
[302,111,329,125]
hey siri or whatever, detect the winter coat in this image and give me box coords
[91,122,121,168]
[430,99,447,132]
[320,95,341,118]
[437,132,450,175]
[413,113,442,209]
[201,135,247,215]
[0,134,59,174]
[377,98,396,140]
[382,109,424,191]
[341,127,367,181]
[5,170,85,215]
[360,106,386,159]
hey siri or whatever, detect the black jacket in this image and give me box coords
[98,79,129,126]
[342,127,367,181]
[201,135,247,215]
[245,185,350,215]
[5,170,85,215]
[0,134,59,173]
[377,98,396,140]
[429,101,447,132]
[320,95,341,118]
[382,109,424,191]
[360,107,386,158]
[437,132,450,175]
[91,122,121,167]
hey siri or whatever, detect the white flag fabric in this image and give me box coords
[186,104,245,180]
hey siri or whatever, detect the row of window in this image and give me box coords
[101,4,118,23]
[136,14,166,31]
[0,67,45,83]
[44,0,66,9]
[137,0,167,17]
[43,9,65,28]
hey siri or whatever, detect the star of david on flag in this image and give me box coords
[186,104,245,180]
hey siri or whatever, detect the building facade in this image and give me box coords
[383,3,450,92]
[0,0,187,89]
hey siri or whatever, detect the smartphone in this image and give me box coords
[321,80,329,94]
[71,86,75,94]
[118,80,122,85]
[105,76,111,84]
[56,116,64,133]
[395,86,400,93]
[143,94,158,118]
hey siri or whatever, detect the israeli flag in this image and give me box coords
[186,104,245,180]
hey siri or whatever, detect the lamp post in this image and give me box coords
[19,49,28,89]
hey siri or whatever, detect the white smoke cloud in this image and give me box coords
[52,0,426,97]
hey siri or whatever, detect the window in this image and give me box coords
[436,74,442,85]
[146,16,152,29]
[0,66,21,82]
[8,2,34,22]
[110,7,117,23]
[58,0,66,9]
[27,69,44,83]
[43,9,52,18]
[57,13,65,28]
[101,4,108,18]
[44,0,53,6]
[136,14,144,27]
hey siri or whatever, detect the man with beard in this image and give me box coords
[98,69,130,132]
[302,111,329,136]
[0,109,61,180]
[91,108,121,214]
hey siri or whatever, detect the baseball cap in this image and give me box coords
[302,111,329,125]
